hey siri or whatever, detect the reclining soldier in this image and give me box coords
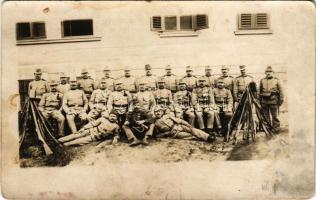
[173,80,195,126]
[58,110,120,146]
[153,106,215,142]
[87,79,111,121]
[123,99,155,146]
[38,80,65,137]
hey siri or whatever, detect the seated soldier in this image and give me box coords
[153,106,215,142]
[213,78,233,136]
[123,99,155,146]
[87,79,111,121]
[132,82,156,112]
[153,77,175,116]
[58,110,120,146]
[38,80,65,137]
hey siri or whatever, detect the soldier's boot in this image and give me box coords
[195,111,205,130]
[66,114,77,133]
[129,138,142,147]
[142,136,149,146]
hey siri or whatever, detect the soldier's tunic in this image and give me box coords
[192,86,216,130]
[28,79,48,102]
[163,74,178,93]
[139,75,157,91]
[123,107,154,140]
[259,77,284,128]
[154,115,209,141]
[216,75,234,93]
[58,116,119,146]
[201,75,216,88]
[107,90,132,126]
[57,83,70,94]
[118,76,137,93]
[173,90,195,126]
[78,78,95,99]
[181,76,197,92]
[38,92,65,136]
[153,88,175,115]
[213,88,233,133]
[133,91,156,111]
[87,89,111,121]
[95,77,115,91]
[233,75,253,102]
[62,89,89,133]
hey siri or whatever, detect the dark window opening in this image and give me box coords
[16,22,46,40]
[165,16,177,30]
[62,19,93,37]
[180,16,193,30]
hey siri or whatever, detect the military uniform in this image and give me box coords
[87,88,111,121]
[58,116,119,146]
[216,76,234,93]
[118,76,137,93]
[95,77,115,91]
[202,75,216,88]
[181,76,197,92]
[173,89,195,126]
[28,79,48,101]
[163,74,178,93]
[62,89,89,133]
[38,88,65,137]
[153,87,175,116]
[259,66,284,129]
[78,77,95,99]
[139,75,157,91]
[133,90,155,111]
[233,75,253,102]
[192,84,216,131]
[57,83,70,94]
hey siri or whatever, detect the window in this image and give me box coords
[62,19,93,37]
[16,22,46,40]
[151,14,208,32]
[238,13,269,30]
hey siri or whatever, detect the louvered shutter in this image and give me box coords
[255,13,269,29]
[238,13,253,30]
[151,16,162,31]
[195,14,208,30]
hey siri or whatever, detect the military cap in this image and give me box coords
[165,65,172,70]
[186,66,193,72]
[198,77,207,82]
[69,77,77,82]
[239,65,246,71]
[59,72,68,78]
[100,78,107,83]
[265,66,274,72]
[103,66,110,72]
[154,105,164,112]
[115,81,123,85]
[109,110,119,117]
[124,66,130,72]
[145,64,151,70]
[179,80,187,85]
[34,68,43,74]
[157,77,165,83]
[49,80,58,86]
[205,66,211,71]
[81,68,89,74]
[216,78,224,83]
[221,65,229,70]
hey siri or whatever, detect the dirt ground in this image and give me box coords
[20,111,289,167]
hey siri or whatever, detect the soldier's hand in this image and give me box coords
[112,136,119,145]
[279,99,284,105]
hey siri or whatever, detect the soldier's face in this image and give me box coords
[240,70,246,75]
[186,70,193,76]
[50,85,57,92]
[116,84,123,91]
[109,114,118,122]
[70,81,78,89]
[146,69,152,76]
[100,82,106,89]
[179,84,186,91]
[82,73,88,78]
[222,69,228,76]
[60,77,67,84]
[205,70,211,76]
[124,71,130,77]
[154,110,164,118]
[158,83,165,89]
[34,73,41,80]
[104,71,110,77]
[217,82,224,89]
[199,81,205,87]
[266,71,273,78]
[166,69,172,75]
[139,85,145,91]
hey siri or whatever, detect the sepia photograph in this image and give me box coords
[1,1,315,199]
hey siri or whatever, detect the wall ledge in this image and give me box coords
[16,36,102,46]
[234,29,272,35]
[158,31,199,38]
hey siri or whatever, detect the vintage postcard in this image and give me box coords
[1,1,315,199]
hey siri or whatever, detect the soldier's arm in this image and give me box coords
[168,90,174,105]
[62,93,70,114]
[82,91,89,112]
[233,78,238,100]
[82,117,102,129]
[227,90,233,110]
[277,79,284,104]
[89,91,96,109]
[191,91,198,107]
[208,89,215,106]
[170,116,191,127]
[149,92,156,111]
[107,94,114,112]
[58,93,64,111]
[38,94,46,112]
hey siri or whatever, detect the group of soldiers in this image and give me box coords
[27,64,284,146]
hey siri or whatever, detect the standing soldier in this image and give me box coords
[153,78,175,116]
[192,77,217,134]
[163,65,178,93]
[213,78,233,136]
[173,81,195,126]
[62,77,89,133]
[118,67,137,93]
[181,66,198,92]
[233,65,254,105]
[78,68,95,99]
[259,66,284,130]
[139,64,157,91]
[95,67,115,91]
[107,81,133,127]
[201,65,216,88]
[217,66,234,94]
[133,82,156,112]
[38,80,65,137]
[57,72,70,94]
[28,68,48,105]
[87,79,111,121]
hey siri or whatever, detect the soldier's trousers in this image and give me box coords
[158,125,209,141]
[87,109,108,122]
[195,108,215,130]
[215,111,232,134]
[66,109,88,133]
[175,108,195,126]
[261,104,280,128]
[42,110,65,136]
[123,123,155,141]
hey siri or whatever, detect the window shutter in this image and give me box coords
[255,13,269,29]
[239,13,253,30]
[151,16,162,31]
[195,14,208,30]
